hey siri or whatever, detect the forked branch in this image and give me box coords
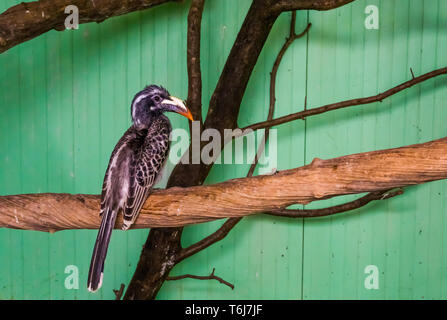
[166,268,234,290]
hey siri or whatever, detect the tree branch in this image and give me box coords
[267,188,403,218]
[0,0,356,55]
[0,0,178,54]
[186,0,205,125]
[166,268,234,290]
[272,0,356,13]
[2,137,447,232]
[177,217,242,262]
[241,66,447,132]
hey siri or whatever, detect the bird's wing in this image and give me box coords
[122,128,170,229]
[99,131,132,217]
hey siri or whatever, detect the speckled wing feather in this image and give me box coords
[98,131,131,217]
[122,118,171,230]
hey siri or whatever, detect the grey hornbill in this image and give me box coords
[87,85,193,292]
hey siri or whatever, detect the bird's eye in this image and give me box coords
[153,95,161,103]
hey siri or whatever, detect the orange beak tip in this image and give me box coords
[185,110,194,121]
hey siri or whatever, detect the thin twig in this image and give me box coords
[167,268,234,290]
[248,17,311,176]
[176,217,241,262]
[267,189,403,218]
[241,66,447,133]
[113,283,125,300]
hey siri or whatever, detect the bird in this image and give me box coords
[87,85,193,292]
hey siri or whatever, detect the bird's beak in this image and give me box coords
[162,96,194,121]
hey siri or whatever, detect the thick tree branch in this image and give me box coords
[0,0,354,55]
[0,0,178,54]
[186,0,205,125]
[272,0,356,13]
[123,227,182,300]
[2,137,447,232]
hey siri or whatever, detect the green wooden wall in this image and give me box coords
[0,0,446,299]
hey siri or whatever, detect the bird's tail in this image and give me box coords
[87,208,118,292]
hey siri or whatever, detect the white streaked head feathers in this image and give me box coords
[131,93,150,124]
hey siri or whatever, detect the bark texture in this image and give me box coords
[0,0,177,53]
[2,136,447,232]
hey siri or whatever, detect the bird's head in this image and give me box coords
[131,85,193,126]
